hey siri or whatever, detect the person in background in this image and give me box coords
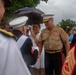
[67,29,74,44]
[9,16,38,70]
[73,29,76,34]
[70,33,76,48]
[0,0,31,75]
[29,24,45,75]
[4,24,10,31]
[38,14,70,75]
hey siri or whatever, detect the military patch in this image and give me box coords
[53,31,59,36]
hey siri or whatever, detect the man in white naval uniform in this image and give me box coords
[0,0,31,75]
[9,16,38,70]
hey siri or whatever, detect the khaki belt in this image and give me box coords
[45,49,61,54]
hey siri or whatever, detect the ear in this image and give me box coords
[22,26,27,35]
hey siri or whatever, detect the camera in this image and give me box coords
[27,25,32,30]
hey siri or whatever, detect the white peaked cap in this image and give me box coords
[41,14,54,22]
[9,16,28,28]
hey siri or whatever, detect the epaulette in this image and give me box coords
[0,28,14,37]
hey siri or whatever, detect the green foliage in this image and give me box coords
[59,19,76,30]
[3,0,48,24]
[5,0,35,15]
[2,0,48,24]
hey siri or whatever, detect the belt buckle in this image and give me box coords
[50,50,61,54]
[50,51,56,54]
[46,49,61,54]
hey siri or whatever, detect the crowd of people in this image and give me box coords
[0,0,76,75]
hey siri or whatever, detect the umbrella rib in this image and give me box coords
[18,11,43,16]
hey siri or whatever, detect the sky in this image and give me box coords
[36,0,76,25]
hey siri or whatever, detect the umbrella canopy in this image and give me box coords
[14,7,44,25]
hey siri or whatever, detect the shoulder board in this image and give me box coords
[0,28,14,37]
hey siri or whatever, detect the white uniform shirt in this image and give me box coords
[0,33,31,75]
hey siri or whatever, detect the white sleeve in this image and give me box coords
[0,35,31,75]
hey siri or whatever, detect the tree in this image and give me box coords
[59,19,76,30]
[3,0,48,24]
